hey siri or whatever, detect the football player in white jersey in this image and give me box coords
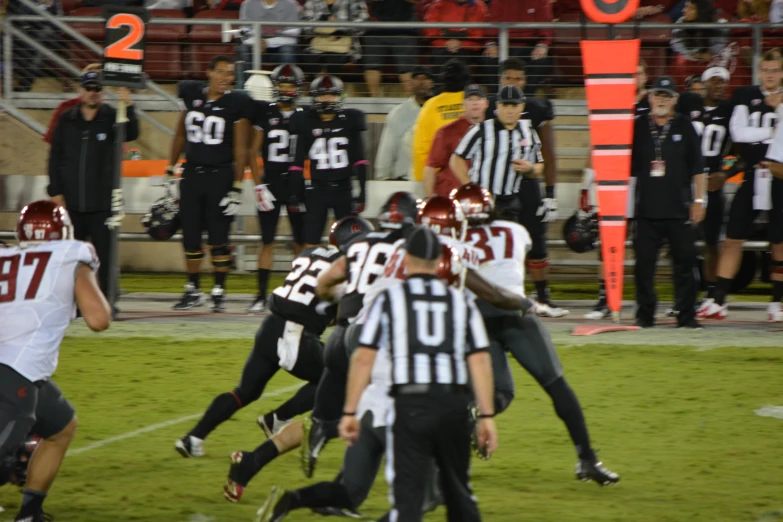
[452,184,619,486]
[0,200,110,522]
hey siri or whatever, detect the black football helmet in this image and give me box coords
[329,215,374,249]
[271,63,304,104]
[141,193,180,241]
[562,210,598,254]
[310,75,345,114]
[377,192,419,230]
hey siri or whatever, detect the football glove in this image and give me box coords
[287,194,306,214]
[536,197,558,223]
[254,184,276,212]
[104,188,125,229]
[352,193,366,215]
[220,184,243,216]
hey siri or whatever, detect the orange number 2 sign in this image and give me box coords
[105,13,145,61]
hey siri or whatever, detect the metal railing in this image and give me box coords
[1,16,774,100]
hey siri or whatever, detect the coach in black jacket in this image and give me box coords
[47,71,139,295]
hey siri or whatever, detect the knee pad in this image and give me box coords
[527,258,550,271]
[210,244,232,271]
[185,250,204,262]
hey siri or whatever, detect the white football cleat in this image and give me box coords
[700,302,728,320]
[536,302,570,318]
[768,302,783,323]
[695,298,714,319]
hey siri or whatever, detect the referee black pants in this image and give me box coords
[386,390,480,522]
[634,217,698,326]
[68,208,111,297]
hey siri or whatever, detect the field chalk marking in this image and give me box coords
[754,405,783,421]
[67,383,303,456]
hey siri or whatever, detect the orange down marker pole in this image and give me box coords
[579,0,640,321]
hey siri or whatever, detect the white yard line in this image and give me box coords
[67,383,303,456]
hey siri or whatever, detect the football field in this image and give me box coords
[1,293,782,522]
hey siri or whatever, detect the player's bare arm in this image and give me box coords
[465,268,536,313]
[316,256,348,300]
[538,120,557,187]
[167,111,187,173]
[75,264,111,332]
[233,118,251,187]
[449,154,471,184]
[768,160,783,179]
[340,346,377,444]
[248,128,264,185]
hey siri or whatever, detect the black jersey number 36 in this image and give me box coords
[185,111,226,145]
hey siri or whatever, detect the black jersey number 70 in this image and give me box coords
[273,256,332,305]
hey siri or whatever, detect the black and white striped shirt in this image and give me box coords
[454,118,543,196]
[359,274,489,386]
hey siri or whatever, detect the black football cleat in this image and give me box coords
[173,283,204,310]
[575,459,620,486]
[15,510,53,522]
[254,486,291,522]
[301,417,329,478]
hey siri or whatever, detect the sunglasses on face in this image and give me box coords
[84,85,103,93]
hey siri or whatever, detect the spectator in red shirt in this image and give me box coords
[44,63,102,144]
[424,0,493,87]
[423,83,488,197]
[486,0,553,96]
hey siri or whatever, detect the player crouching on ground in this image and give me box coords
[0,201,111,522]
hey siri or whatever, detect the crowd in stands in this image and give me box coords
[1,0,782,94]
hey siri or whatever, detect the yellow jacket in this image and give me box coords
[411,91,465,181]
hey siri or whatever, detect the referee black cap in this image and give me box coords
[405,226,442,261]
[497,85,525,105]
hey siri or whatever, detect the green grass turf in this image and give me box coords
[2,337,781,521]
[119,272,774,303]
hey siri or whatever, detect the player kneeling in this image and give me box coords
[1,201,111,522]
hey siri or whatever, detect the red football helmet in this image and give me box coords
[450,184,494,225]
[16,200,73,243]
[436,245,464,288]
[417,196,466,241]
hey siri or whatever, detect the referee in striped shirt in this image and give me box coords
[450,85,543,218]
[339,226,497,522]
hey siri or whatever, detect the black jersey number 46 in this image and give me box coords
[273,256,332,305]
[185,112,226,145]
[310,136,349,170]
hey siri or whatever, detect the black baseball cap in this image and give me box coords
[496,85,525,104]
[651,76,677,96]
[405,226,442,261]
[81,71,101,87]
[464,84,487,99]
[411,66,434,80]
